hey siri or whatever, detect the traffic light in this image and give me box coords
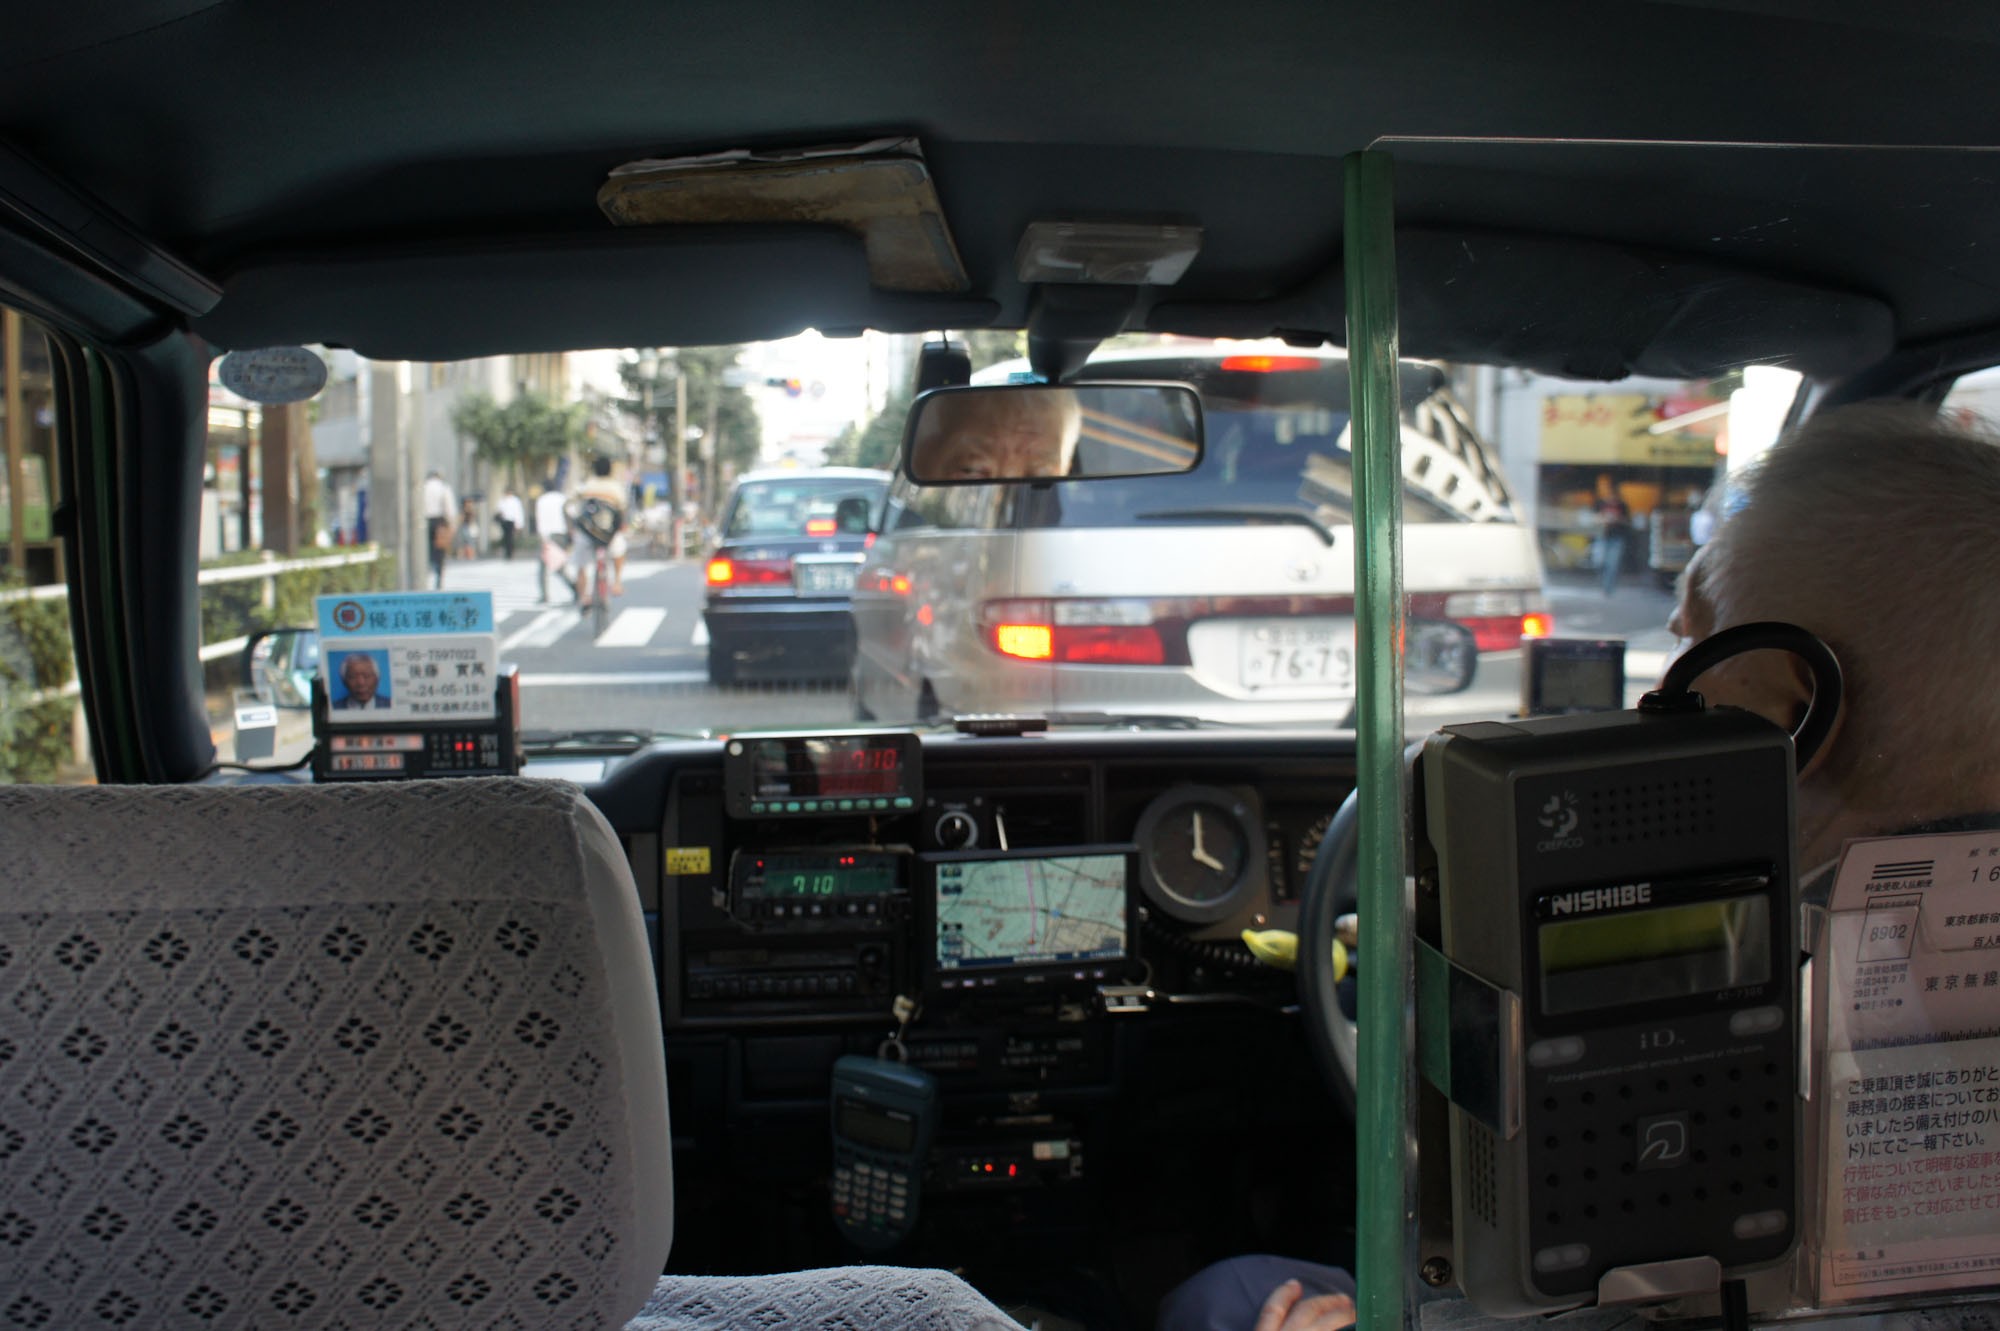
[764,376,805,397]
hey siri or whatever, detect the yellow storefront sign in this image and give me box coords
[1539,393,1720,467]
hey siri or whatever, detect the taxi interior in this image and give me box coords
[7,3,2000,1329]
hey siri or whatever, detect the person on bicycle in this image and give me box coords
[566,456,629,608]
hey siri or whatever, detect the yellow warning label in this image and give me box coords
[665,847,712,876]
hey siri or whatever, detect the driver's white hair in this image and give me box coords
[1703,402,2000,800]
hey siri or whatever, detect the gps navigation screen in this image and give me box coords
[934,851,1130,971]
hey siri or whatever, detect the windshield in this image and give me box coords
[724,476,888,539]
[102,331,1785,758]
[1032,359,1512,531]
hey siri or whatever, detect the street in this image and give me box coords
[1409,572,1682,731]
[444,555,858,736]
[439,557,1680,740]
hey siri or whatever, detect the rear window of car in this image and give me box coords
[723,477,888,538]
[1029,361,1517,530]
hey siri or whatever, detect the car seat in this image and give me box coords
[0,779,1021,1331]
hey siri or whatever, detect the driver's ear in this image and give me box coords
[1696,649,1843,780]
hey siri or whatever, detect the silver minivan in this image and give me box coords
[851,342,1547,725]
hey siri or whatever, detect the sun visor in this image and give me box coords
[192,227,997,359]
[598,137,969,294]
[1148,228,1895,381]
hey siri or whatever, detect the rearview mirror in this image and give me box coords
[1405,619,1478,696]
[902,382,1203,485]
[242,626,319,710]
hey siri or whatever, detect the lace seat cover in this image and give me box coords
[0,779,671,1330]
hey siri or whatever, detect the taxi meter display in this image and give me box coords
[1416,707,1799,1315]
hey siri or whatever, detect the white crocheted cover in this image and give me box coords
[0,780,669,1331]
[629,1268,1025,1331]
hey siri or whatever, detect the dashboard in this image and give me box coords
[627,730,1353,1031]
[576,727,1360,1296]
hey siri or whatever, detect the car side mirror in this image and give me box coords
[1405,619,1478,695]
[901,382,1203,485]
[242,627,319,710]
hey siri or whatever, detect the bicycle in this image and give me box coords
[587,540,614,639]
[568,535,616,639]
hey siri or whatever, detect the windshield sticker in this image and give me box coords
[1816,830,2000,1303]
[217,346,329,405]
[665,847,712,876]
[315,592,497,725]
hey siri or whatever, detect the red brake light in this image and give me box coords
[1056,624,1165,665]
[981,598,1167,665]
[805,518,837,536]
[709,556,792,588]
[1521,612,1553,639]
[1219,354,1322,373]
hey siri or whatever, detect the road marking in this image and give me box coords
[518,670,709,687]
[690,620,710,647]
[501,609,580,651]
[596,607,668,647]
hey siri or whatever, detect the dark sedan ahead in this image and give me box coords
[703,467,892,685]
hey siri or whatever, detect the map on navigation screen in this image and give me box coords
[935,852,1129,970]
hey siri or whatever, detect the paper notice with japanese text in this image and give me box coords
[315,592,498,725]
[1816,830,2000,1304]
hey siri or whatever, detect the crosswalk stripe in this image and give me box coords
[595,607,668,647]
[518,670,708,687]
[501,609,580,651]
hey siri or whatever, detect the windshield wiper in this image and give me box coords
[1042,711,1214,730]
[1132,505,1338,546]
[519,728,661,754]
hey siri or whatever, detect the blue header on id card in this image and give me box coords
[316,591,494,637]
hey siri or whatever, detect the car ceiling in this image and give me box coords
[5,0,2000,379]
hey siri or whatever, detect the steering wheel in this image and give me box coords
[1298,744,1428,1113]
[1297,785,1362,1113]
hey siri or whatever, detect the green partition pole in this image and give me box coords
[1344,149,1409,1331]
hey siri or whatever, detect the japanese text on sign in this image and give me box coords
[1818,830,2000,1303]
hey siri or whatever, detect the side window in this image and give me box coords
[0,304,94,783]
[1942,366,2000,429]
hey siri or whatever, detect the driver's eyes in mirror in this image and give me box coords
[904,383,1202,485]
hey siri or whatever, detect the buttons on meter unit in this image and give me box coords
[1532,1244,1591,1274]
[1527,1036,1586,1068]
[1729,1005,1785,1036]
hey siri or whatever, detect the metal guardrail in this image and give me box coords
[7,546,384,705]
[194,546,383,585]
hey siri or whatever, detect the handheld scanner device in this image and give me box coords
[830,1054,939,1251]
[1416,706,1800,1315]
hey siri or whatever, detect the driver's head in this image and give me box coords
[591,455,614,479]
[339,652,379,702]
[910,388,1081,481]
[1668,403,2000,867]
